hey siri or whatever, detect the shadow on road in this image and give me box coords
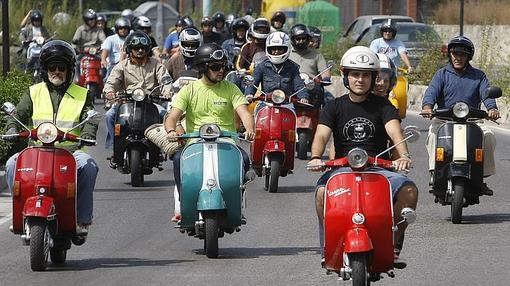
[458,213,510,224]
[193,246,320,259]
[46,257,195,271]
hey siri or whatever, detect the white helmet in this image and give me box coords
[340,46,380,89]
[250,18,271,40]
[376,53,397,90]
[135,16,152,29]
[179,27,202,58]
[121,9,135,22]
[265,32,291,65]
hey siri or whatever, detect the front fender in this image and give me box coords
[343,227,374,253]
[449,162,471,179]
[263,140,286,154]
[197,188,226,211]
[23,196,55,219]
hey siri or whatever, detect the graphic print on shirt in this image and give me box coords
[378,46,398,59]
[343,117,375,142]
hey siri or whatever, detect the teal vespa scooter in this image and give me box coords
[177,124,255,258]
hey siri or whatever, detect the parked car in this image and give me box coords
[339,15,414,45]
[356,22,447,68]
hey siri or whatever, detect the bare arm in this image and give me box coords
[384,119,412,171]
[308,124,332,171]
[235,104,255,140]
[164,107,185,142]
[399,51,413,72]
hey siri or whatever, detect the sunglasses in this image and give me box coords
[128,36,150,46]
[208,62,226,72]
[47,62,67,72]
[382,29,393,33]
[131,45,146,51]
[294,36,308,42]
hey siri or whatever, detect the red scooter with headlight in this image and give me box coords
[313,128,418,285]
[1,102,99,271]
[77,47,104,103]
[250,88,313,193]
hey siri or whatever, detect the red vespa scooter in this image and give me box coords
[77,47,103,103]
[317,130,418,285]
[1,102,98,271]
[251,89,313,193]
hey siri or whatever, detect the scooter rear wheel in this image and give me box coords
[297,131,310,160]
[451,178,465,224]
[30,220,50,271]
[350,253,370,286]
[130,147,145,187]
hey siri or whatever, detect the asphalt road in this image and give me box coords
[0,111,509,286]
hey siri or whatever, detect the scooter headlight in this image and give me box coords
[453,102,469,119]
[199,124,221,139]
[352,213,365,224]
[36,122,58,144]
[35,36,45,45]
[132,88,146,101]
[271,89,286,104]
[347,148,368,169]
[88,47,97,55]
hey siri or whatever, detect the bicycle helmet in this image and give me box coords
[250,18,271,40]
[125,31,152,55]
[179,27,202,58]
[340,46,380,90]
[376,53,397,91]
[114,17,131,33]
[265,31,291,65]
[447,35,475,60]
[289,24,310,51]
[380,19,397,39]
[40,40,76,87]
[82,9,97,22]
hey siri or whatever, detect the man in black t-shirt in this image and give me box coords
[308,46,418,267]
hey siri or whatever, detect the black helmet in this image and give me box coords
[40,40,76,86]
[114,17,131,33]
[201,16,213,26]
[245,8,253,16]
[194,43,227,73]
[97,14,107,23]
[176,16,193,28]
[125,31,152,55]
[133,16,152,31]
[380,19,397,39]
[308,26,322,48]
[289,24,310,51]
[448,35,475,60]
[271,11,286,24]
[82,9,97,22]
[30,10,43,22]
[212,12,225,24]
[232,18,249,35]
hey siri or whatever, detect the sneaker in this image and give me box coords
[321,257,326,268]
[171,214,181,222]
[393,251,407,269]
[479,183,494,196]
[76,224,89,236]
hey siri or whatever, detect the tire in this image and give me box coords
[50,247,67,265]
[86,83,99,104]
[451,178,465,224]
[130,147,144,187]
[264,171,269,192]
[30,220,50,271]
[267,158,281,193]
[297,131,309,160]
[350,253,370,286]
[204,213,219,258]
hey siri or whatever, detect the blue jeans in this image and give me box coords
[6,150,98,225]
[105,102,167,149]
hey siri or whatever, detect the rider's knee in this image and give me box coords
[315,186,325,203]
[396,184,418,205]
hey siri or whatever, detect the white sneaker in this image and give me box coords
[76,224,89,236]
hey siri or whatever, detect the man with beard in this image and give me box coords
[5,40,99,238]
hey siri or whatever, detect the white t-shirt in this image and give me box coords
[101,34,126,65]
[370,38,407,67]
[32,26,42,38]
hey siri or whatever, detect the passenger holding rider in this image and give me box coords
[5,40,99,237]
[308,46,418,266]
[421,36,499,196]
[370,19,413,73]
[164,27,201,80]
[244,31,309,105]
[101,17,131,79]
[103,31,171,149]
[236,18,271,71]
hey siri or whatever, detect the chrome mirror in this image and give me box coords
[1,102,16,115]
[403,125,420,143]
[400,208,417,224]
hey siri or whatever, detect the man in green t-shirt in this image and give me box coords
[165,43,255,199]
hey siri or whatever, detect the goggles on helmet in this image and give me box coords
[128,36,150,46]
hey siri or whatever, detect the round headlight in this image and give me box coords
[35,36,45,45]
[453,102,469,118]
[352,213,365,224]
[88,47,97,55]
[132,88,146,101]
[37,122,58,144]
[199,124,221,139]
[347,148,368,169]
[271,89,286,104]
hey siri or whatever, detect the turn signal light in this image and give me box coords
[13,181,20,197]
[255,128,262,139]
[436,148,444,162]
[475,149,483,162]
[67,183,75,199]
[288,129,295,142]
[114,124,121,136]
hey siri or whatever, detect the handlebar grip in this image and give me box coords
[79,138,97,146]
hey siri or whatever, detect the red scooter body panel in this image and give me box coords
[252,105,296,172]
[12,147,77,235]
[79,54,103,85]
[296,107,319,132]
[23,196,55,218]
[324,171,394,273]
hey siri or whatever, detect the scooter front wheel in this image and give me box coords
[350,253,370,286]
[130,147,145,187]
[204,212,219,258]
[29,219,50,271]
[267,159,281,193]
[451,178,465,224]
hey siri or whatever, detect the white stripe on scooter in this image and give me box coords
[201,143,220,190]
[453,124,468,161]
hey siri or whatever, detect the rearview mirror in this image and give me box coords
[485,86,502,99]
[1,102,16,115]
[400,207,417,224]
[244,75,254,86]
[85,110,102,124]
[326,60,335,69]
[403,125,420,143]
[233,47,241,56]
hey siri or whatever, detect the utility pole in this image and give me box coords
[460,0,464,36]
[2,0,9,76]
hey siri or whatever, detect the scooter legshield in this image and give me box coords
[324,171,394,273]
[12,147,77,235]
[180,141,243,229]
[434,122,484,194]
